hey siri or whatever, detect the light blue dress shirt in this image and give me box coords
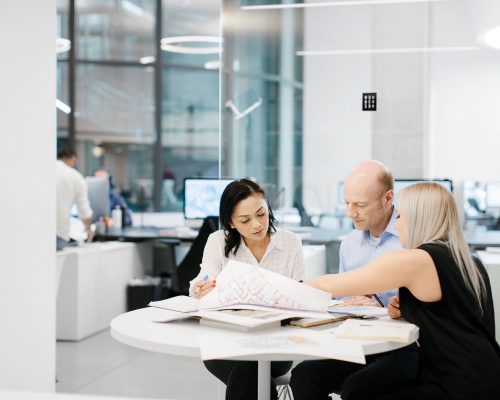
[338,207,402,306]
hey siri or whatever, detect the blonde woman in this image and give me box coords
[291,182,500,400]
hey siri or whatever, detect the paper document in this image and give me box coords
[334,319,419,343]
[149,260,332,330]
[150,305,293,330]
[199,329,366,364]
[149,295,199,313]
[199,260,331,312]
[329,304,388,318]
[199,309,288,331]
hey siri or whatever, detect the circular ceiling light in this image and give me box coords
[160,36,221,55]
[481,26,500,49]
[56,37,71,54]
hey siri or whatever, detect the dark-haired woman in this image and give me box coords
[189,178,304,400]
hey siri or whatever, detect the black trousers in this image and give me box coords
[290,344,418,400]
[204,359,292,400]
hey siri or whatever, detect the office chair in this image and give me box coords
[274,370,293,400]
[153,216,219,297]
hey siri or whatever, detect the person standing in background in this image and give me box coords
[56,148,93,246]
[94,168,133,227]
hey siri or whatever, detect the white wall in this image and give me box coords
[303,6,373,211]
[0,1,56,392]
[303,1,500,212]
[429,49,500,181]
[372,4,427,178]
[428,1,500,182]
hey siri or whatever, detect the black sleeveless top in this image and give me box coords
[399,242,500,399]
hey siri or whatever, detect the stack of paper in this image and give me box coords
[148,260,334,331]
[334,319,419,343]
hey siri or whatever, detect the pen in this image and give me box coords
[194,275,210,296]
[372,294,385,308]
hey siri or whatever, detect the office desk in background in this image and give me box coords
[476,250,500,343]
[111,307,417,400]
[466,230,500,251]
[57,242,147,340]
[95,226,198,242]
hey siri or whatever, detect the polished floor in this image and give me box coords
[56,329,220,399]
[56,329,340,400]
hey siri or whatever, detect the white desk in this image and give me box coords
[466,230,500,251]
[56,242,146,341]
[111,307,417,400]
[476,250,500,343]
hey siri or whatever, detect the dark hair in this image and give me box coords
[220,178,276,257]
[57,148,76,160]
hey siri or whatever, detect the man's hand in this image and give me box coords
[344,295,379,307]
[83,217,94,242]
[85,226,94,242]
[388,296,402,319]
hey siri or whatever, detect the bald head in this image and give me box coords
[345,160,393,198]
[343,160,394,237]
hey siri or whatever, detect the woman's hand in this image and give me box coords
[193,279,216,299]
[388,296,401,319]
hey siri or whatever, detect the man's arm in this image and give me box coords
[82,217,94,242]
[75,174,93,241]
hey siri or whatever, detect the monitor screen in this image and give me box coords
[85,176,110,221]
[393,179,453,203]
[486,182,500,208]
[183,178,234,220]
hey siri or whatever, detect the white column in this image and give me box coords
[279,5,295,208]
[0,0,56,392]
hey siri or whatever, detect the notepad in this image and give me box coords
[335,319,419,343]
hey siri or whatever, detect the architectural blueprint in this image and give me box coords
[199,260,331,312]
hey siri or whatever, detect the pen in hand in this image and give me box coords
[372,294,385,308]
[194,274,210,297]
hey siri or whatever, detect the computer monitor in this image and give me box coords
[183,177,234,220]
[85,176,110,221]
[393,179,453,203]
[486,182,500,209]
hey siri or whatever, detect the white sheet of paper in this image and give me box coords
[199,260,331,312]
[149,295,200,313]
[199,329,366,364]
[329,304,388,318]
[150,308,197,323]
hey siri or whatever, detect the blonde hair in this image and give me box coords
[398,182,486,311]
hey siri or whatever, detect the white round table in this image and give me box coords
[111,307,417,400]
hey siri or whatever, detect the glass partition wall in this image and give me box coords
[57,0,500,226]
[57,0,222,213]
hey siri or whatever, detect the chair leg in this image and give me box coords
[277,384,293,400]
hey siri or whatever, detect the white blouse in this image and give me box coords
[189,228,304,296]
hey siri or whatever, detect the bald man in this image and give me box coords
[290,160,418,400]
[339,160,401,306]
